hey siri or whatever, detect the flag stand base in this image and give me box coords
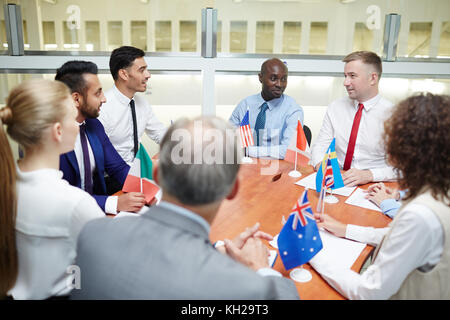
[290,267,312,283]
[288,170,302,178]
[324,195,339,203]
[241,156,253,164]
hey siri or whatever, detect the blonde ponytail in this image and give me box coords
[0,79,71,298]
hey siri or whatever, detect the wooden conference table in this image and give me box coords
[209,158,393,300]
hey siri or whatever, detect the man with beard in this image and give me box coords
[229,58,303,159]
[56,61,146,214]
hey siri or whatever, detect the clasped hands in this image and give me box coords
[364,182,400,206]
[217,222,273,271]
[312,182,400,239]
[314,163,373,187]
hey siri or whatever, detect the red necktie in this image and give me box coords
[343,103,364,171]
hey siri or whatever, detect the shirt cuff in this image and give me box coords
[248,146,283,159]
[345,224,370,243]
[256,268,282,278]
[379,199,401,218]
[368,167,396,182]
[105,196,119,215]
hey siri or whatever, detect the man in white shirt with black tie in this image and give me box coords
[99,46,167,193]
[311,51,396,187]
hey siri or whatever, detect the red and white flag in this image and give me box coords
[122,143,160,204]
[239,109,254,148]
[284,120,311,164]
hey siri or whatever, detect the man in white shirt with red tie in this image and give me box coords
[99,46,167,193]
[311,51,396,187]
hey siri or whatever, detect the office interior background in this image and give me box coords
[1,0,449,158]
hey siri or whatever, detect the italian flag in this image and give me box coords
[284,120,311,165]
[122,143,160,204]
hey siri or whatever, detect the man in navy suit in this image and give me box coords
[55,61,146,214]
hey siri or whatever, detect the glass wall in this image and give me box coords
[0,0,448,58]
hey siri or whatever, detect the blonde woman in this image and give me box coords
[0,79,104,300]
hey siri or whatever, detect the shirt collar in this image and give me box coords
[157,201,211,234]
[112,84,135,106]
[16,162,63,182]
[354,94,381,111]
[258,93,284,111]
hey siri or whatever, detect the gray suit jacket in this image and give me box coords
[71,203,299,300]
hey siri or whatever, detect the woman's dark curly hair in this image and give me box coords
[384,93,449,203]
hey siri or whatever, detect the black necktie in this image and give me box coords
[79,123,93,194]
[130,99,138,156]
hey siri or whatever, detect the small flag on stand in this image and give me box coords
[122,143,160,204]
[284,120,311,164]
[315,138,344,193]
[239,109,254,148]
[277,190,323,270]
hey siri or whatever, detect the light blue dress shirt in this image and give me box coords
[379,190,406,218]
[229,93,304,159]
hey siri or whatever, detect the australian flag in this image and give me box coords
[277,190,323,270]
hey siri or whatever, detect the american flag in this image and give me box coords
[291,190,314,230]
[239,109,254,148]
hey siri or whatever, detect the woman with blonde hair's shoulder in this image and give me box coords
[0,79,104,300]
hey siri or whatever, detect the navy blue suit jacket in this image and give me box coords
[60,118,130,211]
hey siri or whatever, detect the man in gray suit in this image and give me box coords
[71,116,299,300]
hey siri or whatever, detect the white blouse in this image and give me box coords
[9,166,104,299]
[310,203,444,299]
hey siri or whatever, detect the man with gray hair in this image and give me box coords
[71,116,299,299]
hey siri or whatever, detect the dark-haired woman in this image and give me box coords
[310,93,450,299]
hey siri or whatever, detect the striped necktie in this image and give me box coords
[79,123,93,194]
[254,102,269,146]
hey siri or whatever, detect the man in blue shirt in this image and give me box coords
[229,58,304,159]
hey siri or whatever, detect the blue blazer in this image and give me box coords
[60,118,130,211]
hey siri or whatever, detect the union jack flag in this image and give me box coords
[291,191,314,229]
[239,109,254,148]
[323,158,334,189]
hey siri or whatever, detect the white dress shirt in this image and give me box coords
[311,94,396,181]
[309,203,444,300]
[99,85,167,165]
[74,122,118,214]
[9,165,104,299]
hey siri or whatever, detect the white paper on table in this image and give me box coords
[344,187,382,212]
[294,172,356,197]
[269,230,365,270]
[314,229,366,270]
